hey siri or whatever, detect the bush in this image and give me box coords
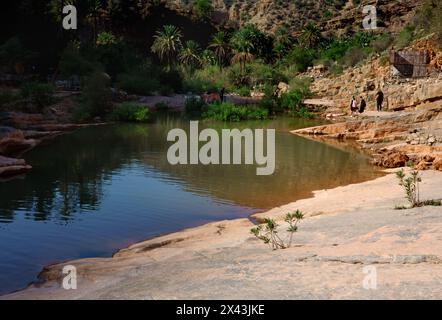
[193,0,213,20]
[203,102,268,122]
[59,45,96,78]
[118,72,160,95]
[158,69,183,94]
[77,72,112,119]
[248,61,288,87]
[185,96,207,116]
[183,78,218,94]
[111,102,150,122]
[233,86,251,97]
[279,88,312,118]
[21,82,55,110]
[251,211,304,250]
[284,46,316,72]
[0,89,20,108]
[341,47,366,67]
[259,84,279,113]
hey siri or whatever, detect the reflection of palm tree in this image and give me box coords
[151,25,183,70]
[208,31,230,70]
[300,23,321,48]
[179,40,201,72]
[230,29,254,73]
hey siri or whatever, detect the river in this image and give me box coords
[0,115,382,294]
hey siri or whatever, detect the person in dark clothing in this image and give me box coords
[220,87,225,102]
[376,90,384,111]
[359,96,366,113]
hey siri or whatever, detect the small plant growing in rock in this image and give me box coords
[396,168,421,208]
[251,210,304,250]
[395,168,442,209]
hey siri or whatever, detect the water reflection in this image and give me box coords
[0,115,382,294]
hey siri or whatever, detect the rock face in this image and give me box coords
[144,0,421,34]
[378,152,409,168]
[0,155,31,179]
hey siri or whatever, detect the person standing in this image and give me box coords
[376,90,384,111]
[350,96,358,114]
[220,87,226,103]
[359,96,366,113]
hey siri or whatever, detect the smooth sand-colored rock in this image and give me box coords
[3,170,442,300]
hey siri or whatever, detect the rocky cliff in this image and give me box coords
[141,0,423,34]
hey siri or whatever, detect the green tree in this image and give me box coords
[193,0,213,20]
[179,40,201,73]
[273,26,293,60]
[208,31,231,70]
[151,25,183,70]
[300,23,322,48]
[230,27,255,73]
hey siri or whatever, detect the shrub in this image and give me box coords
[96,32,118,46]
[183,78,218,94]
[284,46,316,72]
[111,102,150,122]
[341,47,366,67]
[259,84,279,113]
[248,61,288,87]
[155,102,170,111]
[395,26,415,49]
[193,0,213,20]
[251,210,304,250]
[0,89,20,107]
[233,86,251,97]
[279,81,312,118]
[228,64,252,87]
[203,102,268,122]
[185,96,207,116]
[158,69,183,94]
[395,167,442,209]
[59,44,96,78]
[21,82,55,110]
[118,72,160,95]
[77,72,112,119]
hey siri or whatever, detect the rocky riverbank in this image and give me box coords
[293,107,442,172]
[3,169,442,300]
[0,111,106,181]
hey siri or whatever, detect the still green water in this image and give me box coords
[0,115,382,294]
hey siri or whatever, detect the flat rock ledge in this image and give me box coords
[3,170,442,300]
[293,106,442,171]
[0,155,31,180]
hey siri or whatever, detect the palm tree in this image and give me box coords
[273,26,293,60]
[230,28,255,73]
[151,25,183,70]
[179,40,201,72]
[300,23,321,49]
[208,31,230,70]
[86,0,103,44]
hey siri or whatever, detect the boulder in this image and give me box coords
[380,152,410,168]
[0,155,32,178]
[416,160,432,171]
[0,136,37,156]
[433,156,442,171]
